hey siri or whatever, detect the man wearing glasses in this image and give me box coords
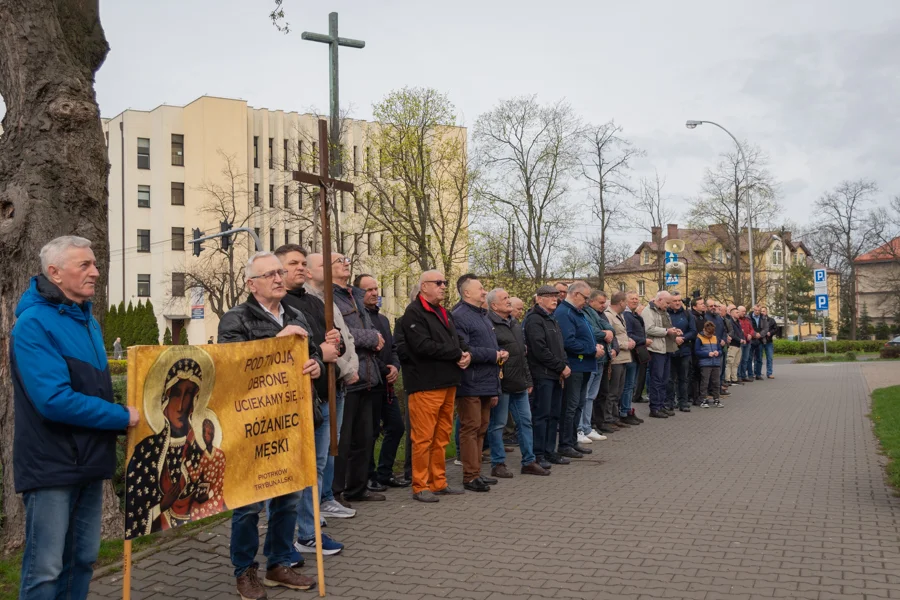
[398,271,471,503]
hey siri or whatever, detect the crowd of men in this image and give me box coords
[11,236,779,600]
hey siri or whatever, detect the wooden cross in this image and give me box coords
[293,119,354,455]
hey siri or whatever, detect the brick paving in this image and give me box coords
[91,361,900,600]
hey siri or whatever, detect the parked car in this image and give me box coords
[885,336,900,347]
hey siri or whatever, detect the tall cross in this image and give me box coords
[301,12,365,178]
[293,119,354,455]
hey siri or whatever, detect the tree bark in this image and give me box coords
[0,0,116,551]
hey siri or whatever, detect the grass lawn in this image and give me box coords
[872,386,900,492]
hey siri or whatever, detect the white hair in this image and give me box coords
[409,282,421,304]
[486,288,506,308]
[40,236,92,277]
[245,251,279,280]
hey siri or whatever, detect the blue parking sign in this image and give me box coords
[815,294,829,310]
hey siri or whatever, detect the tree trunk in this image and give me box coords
[0,0,117,551]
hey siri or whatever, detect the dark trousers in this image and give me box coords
[752,343,763,377]
[533,377,563,459]
[591,364,611,427]
[632,361,648,404]
[648,352,670,413]
[720,345,728,385]
[369,388,406,484]
[559,371,589,451]
[333,389,376,500]
[666,354,691,409]
[606,364,626,421]
[700,366,721,400]
[689,354,701,403]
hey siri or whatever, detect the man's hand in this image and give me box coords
[497,349,510,362]
[325,328,341,347]
[375,333,386,351]
[127,406,140,428]
[277,325,309,338]
[604,330,613,343]
[347,373,359,385]
[708,352,715,357]
[457,352,471,369]
[595,344,605,358]
[302,359,321,379]
[713,351,719,357]
[676,336,684,346]
[527,387,533,394]
[386,365,399,384]
[666,327,678,336]
[562,366,572,379]
[741,339,746,345]
[490,396,499,408]
[610,349,617,359]
[319,342,338,363]
[627,339,636,350]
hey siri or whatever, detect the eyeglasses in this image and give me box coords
[250,269,287,280]
[423,279,449,287]
[332,257,351,265]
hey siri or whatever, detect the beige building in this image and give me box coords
[103,95,467,343]
[854,236,900,326]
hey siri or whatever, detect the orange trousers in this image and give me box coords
[408,387,456,494]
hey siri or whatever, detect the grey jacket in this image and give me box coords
[643,302,677,354]
[333,284,382,391]
[303,283,359,385]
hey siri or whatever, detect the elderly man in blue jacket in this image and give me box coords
[666,291,697,413]
[12,236,140,600]
[553,281,603,459]
[452,274,505,493]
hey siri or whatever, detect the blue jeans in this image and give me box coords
[763,341,774,376]
[532,378,563,459]
[297,397,332,540]
[232,491,302,577]
[739,344,752,379]
[579,368,603,434]
[559,371,589,451]
[489,391,536,467]
[320,390,345,503]
[20,481,103,600]
[620,361,637,417]
[648,352,670,413]
[752,344,763,377]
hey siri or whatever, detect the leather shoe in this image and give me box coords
[481,475,499,485]
[649,410,668,418]
[755,376,763,380]
[573,444,592,455]
[615,419,632,428]
[546,453,570,465]
[352,491,385,502]
[598,425,616,434]
[367,479,387,492]
[537,456,552,469]
[381,476,411,488]
[521,462,550,476]
[413,490,439,503]
[463,477,490,492]
[558,447,583,459]
[491,464,514,479]
[504,446,515,453]
[433,486,464,495]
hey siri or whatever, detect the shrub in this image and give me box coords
[108,360,128,376]
[881,346,900,360]
[774,339,887,355]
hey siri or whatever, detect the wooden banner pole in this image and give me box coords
[122,540,132,600]
[312,479,327,596]
[123,348,136,600]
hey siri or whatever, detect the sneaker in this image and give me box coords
[629,412,645,424]
[237,568,267,600]
[289,548,305,568]
[587,429,607,441]
[320,499,356,519]
[453,458,462,466]
[295,533,343,555]
[714,400,724,408]
[263,565,315,591]
[577,432,593,444]
[700,401,710,408]
[413,490,439,502]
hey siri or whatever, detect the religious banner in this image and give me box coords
[124,337,316,540]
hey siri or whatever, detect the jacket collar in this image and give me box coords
[419,294,450,328]
[560,299,583,314]
[457,300,487,315]
[245,293,289,325]
[488,310,512,326]
[287,285,307,299]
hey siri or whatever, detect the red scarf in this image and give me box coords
[419,294,449,328]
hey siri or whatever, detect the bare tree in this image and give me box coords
[585,236,631,287]
[634,171,678,289]
[580,121,644,289]
[687,144,780,307]
[813,179,881,339]
[473,96,582,282]
[557,244,592,280]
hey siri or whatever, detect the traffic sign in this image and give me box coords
[665,251,677,264]
[665,273,679,286]
[815,294,829,310]
[814,269,826,283]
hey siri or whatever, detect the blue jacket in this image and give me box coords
[694,334,721,367]
[704,312,727,347]
[11,276,130,493]
[553,300,598,373]
[667,307,697,357]
[451,301,501,397]
[583,305,613,367]
[623,308,646,347]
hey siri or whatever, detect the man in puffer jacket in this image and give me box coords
[452,274,503,493]
[666,291,697,412]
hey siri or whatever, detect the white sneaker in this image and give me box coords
[453,458,462,466]
[700,402,710,408]
[320,499,356,519]
[577,432,592,444]
[587,429,607,441]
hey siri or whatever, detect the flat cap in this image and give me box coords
[535,284,558,297]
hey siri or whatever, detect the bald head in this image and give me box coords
[306,253,324,289]
[654,290,672,310]
[510,297,525,320]
[419,270,448,304]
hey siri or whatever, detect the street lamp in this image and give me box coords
[772,233,788,339]
[685,119,756,306]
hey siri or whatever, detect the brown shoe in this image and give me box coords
[767,375,775,379]
[264,565,315,591]
[236,568,268,600]
[504,446,515,453]
[491,464,514,478]
[521,461,550,476]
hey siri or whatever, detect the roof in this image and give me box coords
[855,237,900,264]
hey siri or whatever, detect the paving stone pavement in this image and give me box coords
[91,361,900,600]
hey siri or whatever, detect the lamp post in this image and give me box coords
[772,233,788,339]
[685,119,755,306]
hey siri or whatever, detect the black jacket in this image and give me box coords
[334,285,382,392]
[283,286,346,381]
[218,294,326,399]
[489,311,532,394]
[366,305,400,389]
[729,316,745,347]
[523,305,567,381]
[397,296,469,394]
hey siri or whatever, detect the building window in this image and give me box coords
[285,229,290,244]
[172,273,185,297]
[709,281,717,295]
[283,139,289,171]
[253,136,259,168]
[368,233,376,255]
[394,275,401,298]
[268,138,274,169]
[254,184,260,207]
[618,282,626,292]
[254,227,260,245]
[171,182,184,205]
[298,140,304,171]
[298,228,304,247]
[171,134,184,166]
[715,247,725,264]
[137,138,150,169]
[268,185,274,208]
[365,147,373,175]
[311,142,318,169]
[379,149,385,177]
[137,274,151,297]
[137,185,150,208]
[641,249,651,265]
[772,248,783,266]
[284,186,289,208]
[353,146,359,174]
[269,228,275,250]
[137,229,150,253]
[171,227,185,251]
[638,280,646,296]
[340,190,348,212]
[299,185,305,210]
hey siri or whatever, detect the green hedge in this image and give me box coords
[108,360,128,376]
[773,340,887,355]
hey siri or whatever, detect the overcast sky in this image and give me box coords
[4,0,898,247]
